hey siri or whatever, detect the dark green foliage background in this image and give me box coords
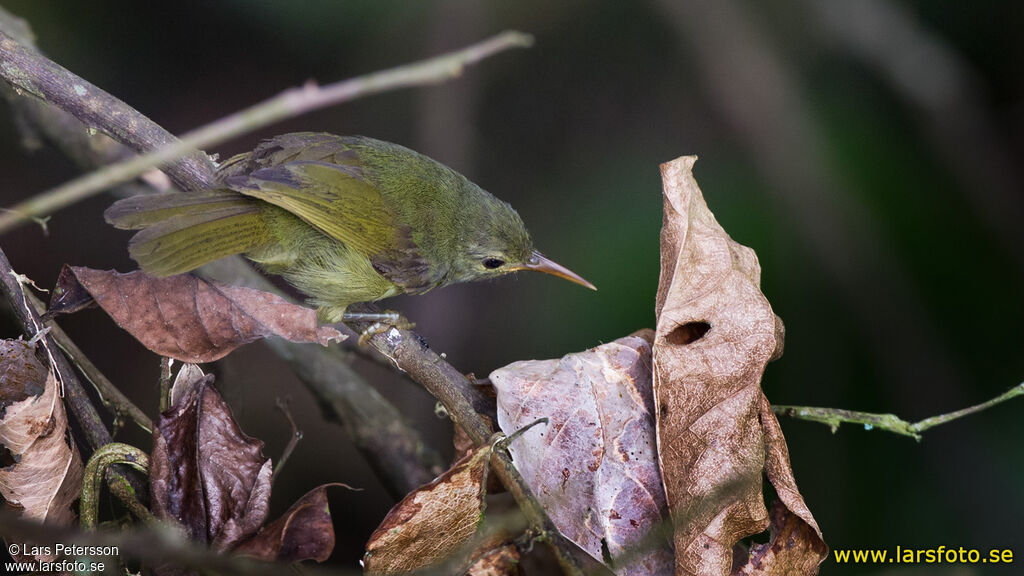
[0,1,1021,573]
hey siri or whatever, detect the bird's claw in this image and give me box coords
[342,310,415,346]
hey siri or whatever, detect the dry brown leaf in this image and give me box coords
[234,484,337,563]
[0,339,47,413]
[363,444,491,574]
[491,334,673,575]
[48,266,344,363]
[0,339,84,562]
[652,156,824,575]
[151,373,337,568]
[150,376,272,549]
[452,422,476,462]
[733,501,828,576]
[466,544,521,576]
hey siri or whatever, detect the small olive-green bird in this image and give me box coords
[105,132,594,322]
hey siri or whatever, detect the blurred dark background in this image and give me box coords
[1,1,1022,574]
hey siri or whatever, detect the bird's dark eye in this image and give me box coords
[483,258,505,269]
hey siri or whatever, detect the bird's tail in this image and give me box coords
[104,189,272,277]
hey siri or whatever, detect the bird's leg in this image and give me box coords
[341,311,402,324]
[341,310,416,346]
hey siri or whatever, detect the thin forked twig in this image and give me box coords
[272,397,303,480]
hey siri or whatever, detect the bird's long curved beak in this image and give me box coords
[515,250,597,290]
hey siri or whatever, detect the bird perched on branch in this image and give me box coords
[105,132,594,322]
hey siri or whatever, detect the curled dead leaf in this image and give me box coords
[48,266,344,363]
[733,501,828,576]
[0,339,83,562]
[491,334,673,575]
[149,372,337,567]
[234,484,339,563]
[150,375,272,549]
[363,444,492,574]
[652,156,824,575]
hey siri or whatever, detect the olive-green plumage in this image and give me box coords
[105,133,593,322]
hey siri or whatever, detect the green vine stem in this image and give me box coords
[773,382,1024,440]
[80,443,152,529]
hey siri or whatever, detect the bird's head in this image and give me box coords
[450,196,596,291]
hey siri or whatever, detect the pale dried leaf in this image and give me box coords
[48,266,344,363]
[363,444,491,574]
[0,340,83,562]
[170,363,205,408]
[652,156,824,575]
[491,334,673,575]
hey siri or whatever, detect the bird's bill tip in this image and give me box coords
[517,251,597,290]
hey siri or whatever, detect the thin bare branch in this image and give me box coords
[0,32,216,193]
[80,443,151,529]
[0,29,533,232]
[0,508,359,576]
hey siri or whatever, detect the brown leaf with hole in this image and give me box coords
[0,339,83,562]
[652,156,824,575]
[234,484,337,563]
[48,266,344,363]
[491,334,673,575]
[150,376,272,550]
[363,444,492,574]
[733,501,828,576]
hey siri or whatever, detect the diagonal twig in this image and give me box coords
[0,29,533,231]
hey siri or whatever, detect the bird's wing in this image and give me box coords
[225,161,438,292]
[216,133,357,182]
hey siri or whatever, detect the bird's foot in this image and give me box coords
[341,311,415,346]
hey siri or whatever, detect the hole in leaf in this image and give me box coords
[666,321,710,345]
[0,444,16,467]
[600,537,613,565]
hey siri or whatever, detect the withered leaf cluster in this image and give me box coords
[150,366,337,572]
[483,157,826,575]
